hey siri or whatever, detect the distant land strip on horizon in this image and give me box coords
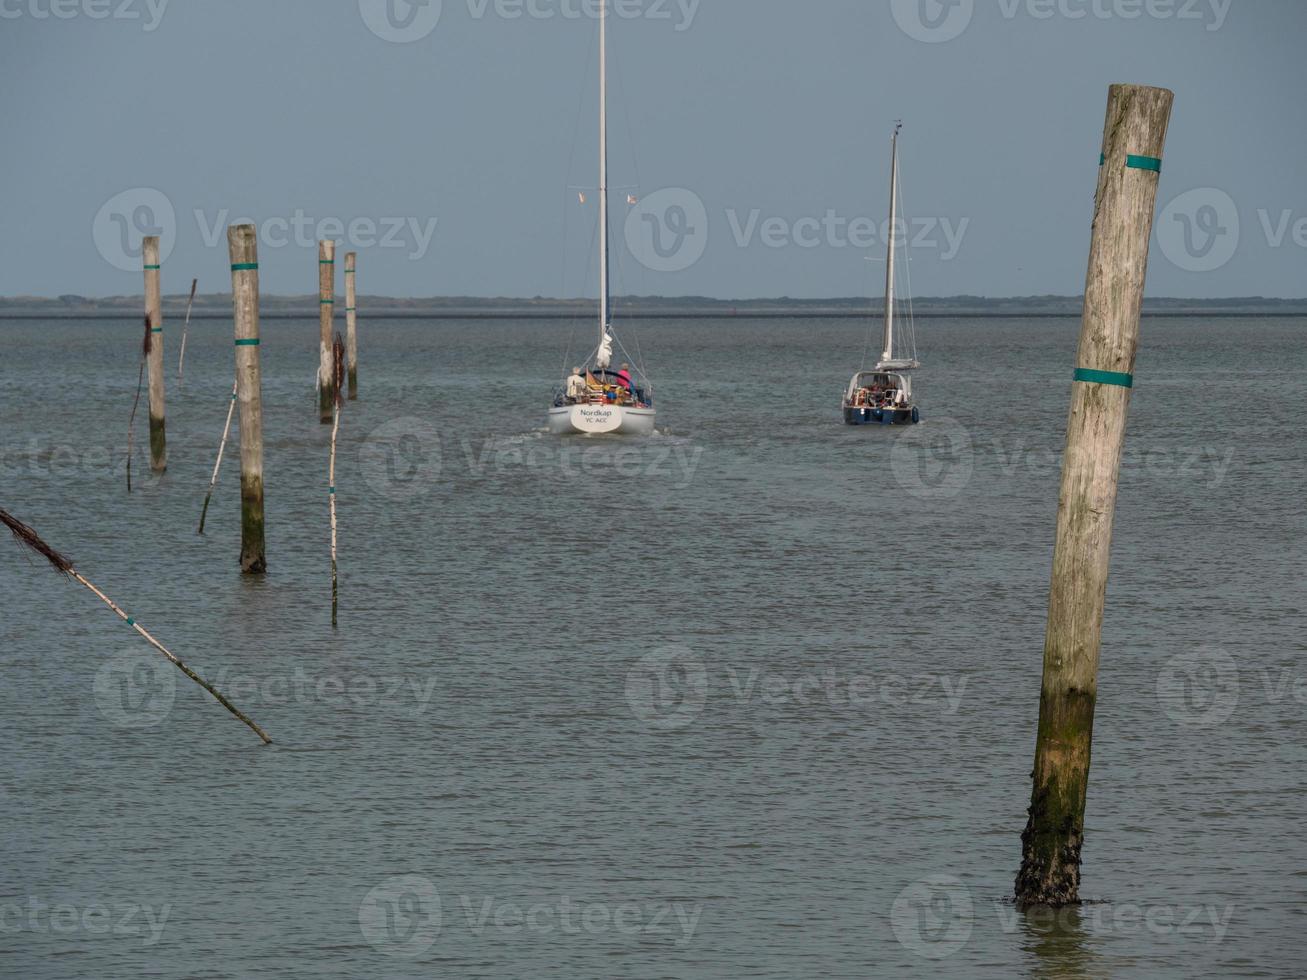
[2,295,1306,319]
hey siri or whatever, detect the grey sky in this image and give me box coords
[1,0,1303,299]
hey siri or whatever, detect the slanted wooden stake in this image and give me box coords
[329,334,345,627]
[197,379,238,535]
[1015,84,1173,907]
[344,252,358,400]
[125,316,152,493]
[0,506,271,744]
[142,237,167,471]
[177,277,198,387]
[317,240,336,423]
[229,225,266,574]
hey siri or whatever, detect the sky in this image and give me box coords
[1,0,1304,300]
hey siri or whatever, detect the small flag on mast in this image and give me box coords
[627,195,639,205]
[578,192,587,205]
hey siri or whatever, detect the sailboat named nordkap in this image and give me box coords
[844,122,922,426]
[548,0,656,436]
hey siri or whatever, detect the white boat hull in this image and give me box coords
[548,404,656,436]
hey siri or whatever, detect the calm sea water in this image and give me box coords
[0,315,1303,979]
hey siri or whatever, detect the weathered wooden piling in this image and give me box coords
[142,237,167,471]
[318,240,336,423]
[345,252,358,400]
[1015,84,1173,907]
[228,225,266,575]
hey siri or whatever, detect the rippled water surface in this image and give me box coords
[1,315,1303,978]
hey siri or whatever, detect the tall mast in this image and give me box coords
[598,0,610,349]
[882,121,901,365]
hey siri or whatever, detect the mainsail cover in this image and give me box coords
[596,330,614,370]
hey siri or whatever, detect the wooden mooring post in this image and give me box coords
[345,252,358,400]
[1015,84,1174,907]
[229,225,267,575]
[142,237,167,471]
[318,240,336,423]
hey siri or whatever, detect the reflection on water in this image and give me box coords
[1017,903,1103,980]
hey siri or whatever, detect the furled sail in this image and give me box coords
[596,330,614,369]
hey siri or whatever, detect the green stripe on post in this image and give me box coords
[235,338,260,346]
[1099,153,1162,173]
[126,617,135,626]
[320,260,335,265]
[151,328,163,333]
[1074,368,1134,389]
[231,263,259,271]
[143,264,161,270]
[320,299,334,305]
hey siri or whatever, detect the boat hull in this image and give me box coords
[548,404,657,435]
[844,405,920,426]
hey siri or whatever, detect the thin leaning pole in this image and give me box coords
[125,316,152,493]
[177,278,198,387]
[329,334,345,627]
[198,379,238,535]
[0,506,272,745]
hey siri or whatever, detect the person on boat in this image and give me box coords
[565,367,586,402]
[616,363,633,390]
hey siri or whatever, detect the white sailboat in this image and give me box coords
[844,122,922,426]
[548,0,656,436]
